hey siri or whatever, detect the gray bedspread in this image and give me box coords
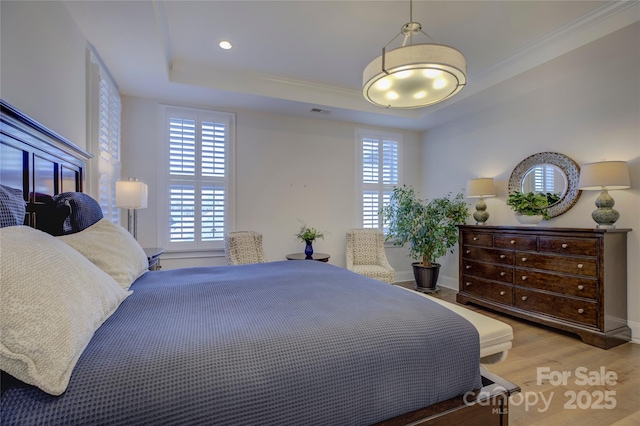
[1,261,481,425]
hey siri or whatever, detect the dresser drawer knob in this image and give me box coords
[510,240,516,245]
[500,254,506,259]
[473,237,479,241]
[465,282,472,287]
[466,265,472,270]
[577,285,584,290]
[521,257,527,262]
[500,291,506,296]
[578,308,584,314]
[466,250,471,254]
[562,244,568,249]
[577,264,584,269]
[521,276,528,281]
[500,272,506,277]
[521,296,528,301]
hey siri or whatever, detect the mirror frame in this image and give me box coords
[508,152,581,218]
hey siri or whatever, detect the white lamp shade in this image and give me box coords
[466,178,496,198]
[116,180,148,209]
[578,161,631,190]
[362,44,466,109]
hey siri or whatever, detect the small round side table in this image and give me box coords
[285,253,330,263]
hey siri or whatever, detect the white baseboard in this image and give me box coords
[394,270,414,283]
[629,320,639,344]
[394,271,459,289]
[436,274,458,291]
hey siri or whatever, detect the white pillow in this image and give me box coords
[0,226,131,395]
[58,218,149,290]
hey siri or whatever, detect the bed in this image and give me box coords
[0,100,518,425]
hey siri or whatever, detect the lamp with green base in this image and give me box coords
[578,161,630,229]
[466,178,496,225]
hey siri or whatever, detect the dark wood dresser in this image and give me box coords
[457,225,631,349]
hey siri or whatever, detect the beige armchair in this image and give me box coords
[346,228,394,284]
[224,231,267,265]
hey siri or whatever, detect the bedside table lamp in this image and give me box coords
[578,161,630,228]
[466,178,496,225]
[116,178,148,239]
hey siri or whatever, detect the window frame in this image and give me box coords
[158,105,235,252]
[355,128,403,234]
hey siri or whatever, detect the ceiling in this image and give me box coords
[64,1,639,131]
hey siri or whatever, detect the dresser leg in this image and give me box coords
[576,327,632,349]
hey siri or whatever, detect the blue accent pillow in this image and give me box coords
[0,184,26,227]
[44,192,104,236]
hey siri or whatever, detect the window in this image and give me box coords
[533,165,556,193]
[356,129,402,233]
[87,48,121,224]
[160,106,234,251]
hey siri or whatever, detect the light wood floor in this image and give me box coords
[397,284,640,426]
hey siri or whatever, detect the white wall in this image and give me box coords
[3,0,638,339]
[421,23,640,340]
[0,0,423,280]
[121,96,422,278]
[0,1,87,148]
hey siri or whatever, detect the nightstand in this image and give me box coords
[143,247,164,270]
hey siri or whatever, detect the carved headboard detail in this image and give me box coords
[0,100,92,228]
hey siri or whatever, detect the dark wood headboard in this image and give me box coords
[0,100,92,227]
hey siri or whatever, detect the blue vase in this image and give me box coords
[304,240,314,258]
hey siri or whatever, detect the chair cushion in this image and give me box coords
[352,231,379,265]
[226,232,265,265]
[352,265,394,283]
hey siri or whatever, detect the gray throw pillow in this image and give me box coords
[0,184,26,228]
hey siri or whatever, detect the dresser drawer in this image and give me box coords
[514,269,597,299]
[462,246,513,265]
[514,288,597,327]
[515,252,597,277]
[457,226,630,349]
[494,234,537,251]
[462,232,493,247]
[538,237,597,256]
[462,260,512,283]
[462,276,513,305]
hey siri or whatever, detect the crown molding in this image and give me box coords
[169,59,421,119]
[476,1,639,81]
[154,0,638,120]
[153,0,174,73]
[417,0,640,120]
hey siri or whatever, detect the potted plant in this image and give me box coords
[379,185,469,293]
[506,192,552,224]
[295,225,324,258]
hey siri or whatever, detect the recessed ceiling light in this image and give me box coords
[219,40,232,50]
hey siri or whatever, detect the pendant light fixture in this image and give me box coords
[362,0,466,109]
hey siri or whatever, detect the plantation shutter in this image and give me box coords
[164,107,234,250]
[533,165,556,193]
[358,130,401,233]
[97,69,121,224]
